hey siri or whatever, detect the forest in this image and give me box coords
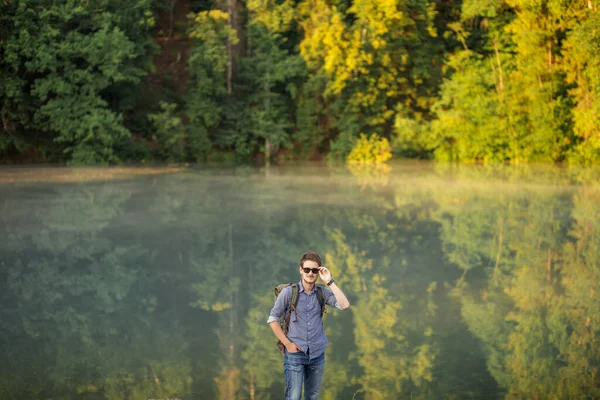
[1,0,599,164]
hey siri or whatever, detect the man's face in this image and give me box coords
[300,260,320,284]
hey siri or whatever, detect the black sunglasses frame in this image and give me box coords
[302,267,321,274]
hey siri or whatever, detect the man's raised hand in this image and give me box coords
[318,267,332,282]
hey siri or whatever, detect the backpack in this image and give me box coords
[274,282,327,354]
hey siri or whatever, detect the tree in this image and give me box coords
[562,9,600,163]
[0,0,155,163]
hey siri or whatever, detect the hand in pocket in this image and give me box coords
[285,342,302,353]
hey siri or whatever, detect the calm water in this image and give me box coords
[1,161,599,400]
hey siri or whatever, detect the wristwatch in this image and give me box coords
[326,278,335,286]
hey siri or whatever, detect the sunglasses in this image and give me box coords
[302,267,321,274]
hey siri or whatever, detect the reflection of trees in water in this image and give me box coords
[347,163,392,191]
[0,182,195,399]
[556,188,600,396]
[503,186,600,399]
[0,169,495,399]
[2,165,600,399]
[322,189,497,399]
[433,169,600,399]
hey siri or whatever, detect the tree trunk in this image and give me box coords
[228,223,234,361]
[224,0,244,95]
[493,218,504,284]
[264,78,271,166]
[168,0,176,38]
[265,138,271,167]
[547,41,552,74]
[492,38,504,93]
[546,249,552,281]
[227,0,234,95]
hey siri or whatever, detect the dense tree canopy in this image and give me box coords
[0,0,599,164]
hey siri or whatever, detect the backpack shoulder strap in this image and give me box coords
[274,282,293,298]
[316,285,327,317]
[290,283,299,311]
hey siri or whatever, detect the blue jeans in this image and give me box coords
[284,350,325,400]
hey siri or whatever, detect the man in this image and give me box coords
[267,252,350,400]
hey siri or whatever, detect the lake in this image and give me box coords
[1,161,599,400]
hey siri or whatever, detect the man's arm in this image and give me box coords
[268,321,301,352]
[319,267,350,309]
[267,289,302,352]
[327,281,350,309]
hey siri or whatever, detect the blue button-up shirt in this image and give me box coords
[268,282,342,359]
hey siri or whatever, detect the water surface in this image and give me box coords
[1,161,599,399]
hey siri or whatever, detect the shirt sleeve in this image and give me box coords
[323,286,343,310]
[267,286,292,324]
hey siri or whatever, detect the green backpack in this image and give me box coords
[274,282,327,354]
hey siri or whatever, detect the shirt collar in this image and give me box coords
[297,281,316,294]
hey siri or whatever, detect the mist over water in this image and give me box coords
[1,161,599,400]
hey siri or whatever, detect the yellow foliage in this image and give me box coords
[347,133,392,165]
[247,0,296,32]
[190,10,239,45]
[195,300,231,311]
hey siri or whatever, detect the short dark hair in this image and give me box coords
[299,252,322,267]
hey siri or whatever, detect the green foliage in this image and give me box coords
[241,24,306,161]
[562,11,600,164]
[186,12,230,119]
[395,0,600,164]
[427,50,518,162]
[1,0,600,164]
[294,74,329,157]
[328,129,358,162]
[148,102,186,161]
[186,10,235,160]
[392,105,434,158]
[0,0,155,163]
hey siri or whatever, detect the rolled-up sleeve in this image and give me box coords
[323,286,344,310]
[267,286,292,324]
